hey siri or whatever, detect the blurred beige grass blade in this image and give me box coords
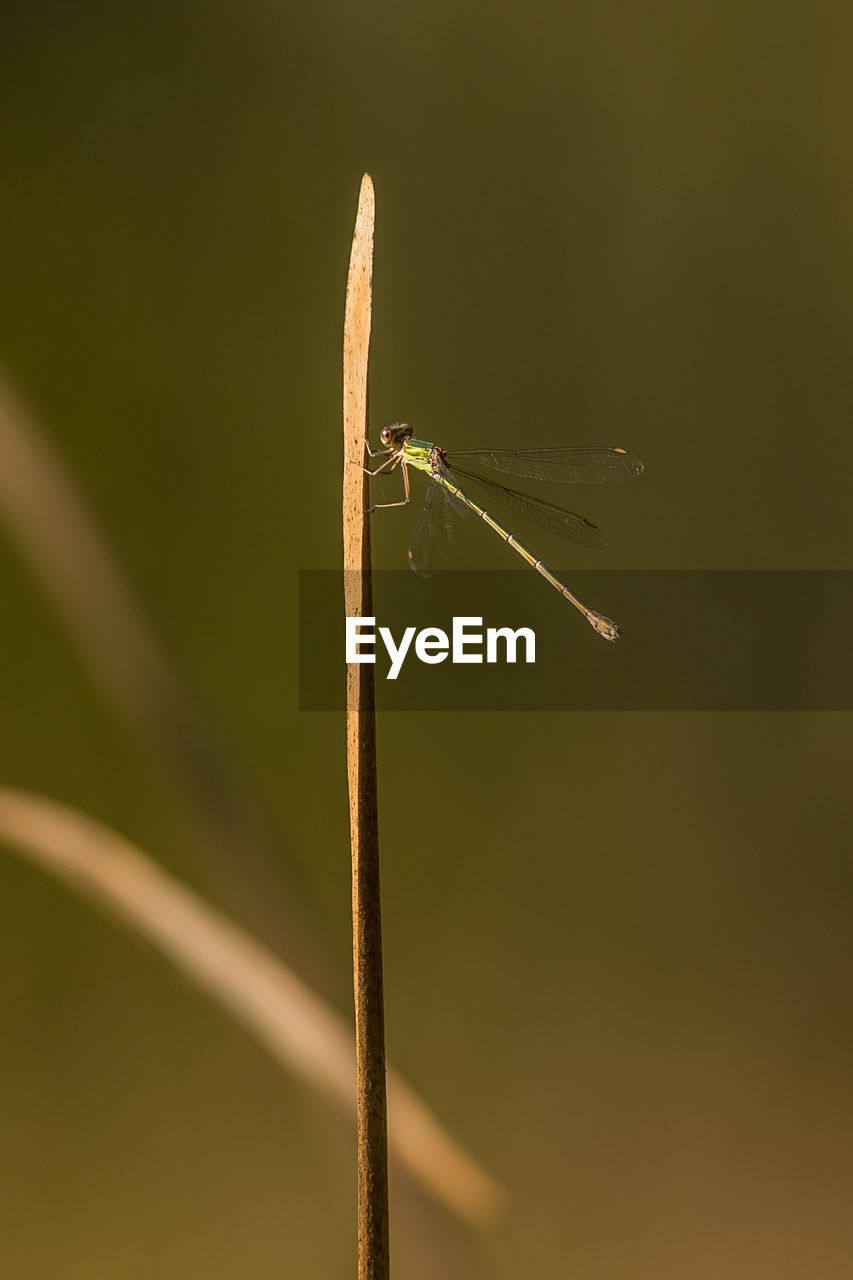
[0,786,505,1227]
[0,364,327,970]
[0,367,177,719]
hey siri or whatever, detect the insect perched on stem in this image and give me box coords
[365,424,643,641]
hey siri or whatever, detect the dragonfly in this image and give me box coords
[365,424,643,641]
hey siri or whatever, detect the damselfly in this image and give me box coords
[365,425,643,641]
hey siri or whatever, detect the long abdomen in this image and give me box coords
[433,473,620,641]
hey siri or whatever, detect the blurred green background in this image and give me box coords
[1,2,852,1277]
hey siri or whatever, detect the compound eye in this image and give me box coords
[379,427,393,446]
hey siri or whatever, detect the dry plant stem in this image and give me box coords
[0,787,504,1225]
[343,173,390,1280]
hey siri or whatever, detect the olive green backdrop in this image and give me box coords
[1,2,851,1277]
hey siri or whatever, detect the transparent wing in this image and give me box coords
[450,464,608,549]
[446,445,643,484]
[407,478,467,577]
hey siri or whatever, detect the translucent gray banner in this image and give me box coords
[299,571,853,710]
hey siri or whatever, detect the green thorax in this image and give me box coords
[402,437,440,473]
